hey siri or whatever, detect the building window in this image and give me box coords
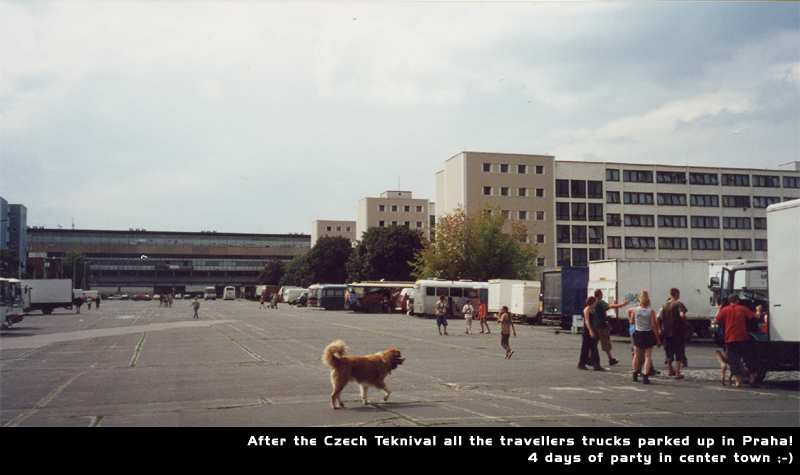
[391,205,398,212]
[556,203,570,220]
[556,179,570,198]
[607,236,622,249]
[404,205,410,212]
[346,227,351,232]
[500,163,509,173]
[722,174,749,187]
[606,169,620,181]
[557,225,570,243]
[625,237,656,249]
[623,170,653,183]
[724,239,752,251]
[326,226,332,231]
[588,226,604,244]
[589,248,604,261]
[536,234,545,244]
[379,205,385,212]
[691,216,720,229]
[656,171,687,184]
[657,193,687,206]
[587,181,603,199]
[536,165,544,175]
[624,214,655,227]
[623,192,654,205]
[658,215,687,228]
[572,225,587,244]
[606,213,621,227]
[518,164,527,174]
[588,203,604,221]
[572,248,588,267]
[659,237,689,250]
[416,221,423,228]
[752,175,780,188]
[483,163,492,173]
[379,221,385,227]
[536,211,545,221]
[518,188,527,197]
[391,221,397,226]
[689,173,719,186]
[722,195,751,208]
[557,248,571,267]
[753,196,781,208]
[606,191,620,204]
[502,210,510,220]
[571,180,586,198]
[690,194,720,207]
[571,203,587,221]
[518,210,528,220]
[755,239,768,251]
[692,238,721,250]
[754,217,767,230]
[336,226,341,231]
[783,176,800,189]
[500,187,509,197]
[723,217,751,230]
[404,221,410,227]
[537,257,546,266]
[416,205,423,212]
[536,188,545,198]
[483,186,492,196]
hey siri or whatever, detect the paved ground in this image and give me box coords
[1,300,798,427]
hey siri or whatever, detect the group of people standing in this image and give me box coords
[73,294,100,313]
[579,287,691,385]
[159,293,175,307]
[259,292,279,309]
[435,296,516,359]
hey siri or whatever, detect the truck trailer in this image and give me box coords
[541,267,588,329]
[22,279,73,314]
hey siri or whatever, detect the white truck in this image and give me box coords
[716,199,800,382]
[589,259,713,337]
[509,281,542,324]
[1,278,27,329]
[22,279,74,314]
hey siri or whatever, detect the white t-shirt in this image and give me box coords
[462,303,474,319]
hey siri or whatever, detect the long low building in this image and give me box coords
[26,228,310,295]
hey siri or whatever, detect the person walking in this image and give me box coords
[631,290,660,385]
[73,295,83,314]
[95,294,101,310]
[259,293,266,309]
[87,297,93,310]
[462,299,475,334]
[715,295,759,387]
[592,290,629,367]
[578,296,603,370]
[192,297,201,320]
[498,306,516,359]
[435,295,449,336]
[478,301,490,334]
[658,288,688,379]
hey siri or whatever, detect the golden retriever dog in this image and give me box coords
[322,340,404,409]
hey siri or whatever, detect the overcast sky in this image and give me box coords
[1,1,798,234]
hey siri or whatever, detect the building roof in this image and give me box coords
[27,227,310,239]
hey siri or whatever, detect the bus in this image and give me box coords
[223,286,236,300]
[1,278,27,329]
[412,279,489,317]
[345,282,414,313]
[204,286,217,300]
[308,284,347,310]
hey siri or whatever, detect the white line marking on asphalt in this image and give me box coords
[550,387,604,394]
[128,333,147,367]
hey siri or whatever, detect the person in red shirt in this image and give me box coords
[715,295,758,387]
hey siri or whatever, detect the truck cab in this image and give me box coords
[1,278,28,329]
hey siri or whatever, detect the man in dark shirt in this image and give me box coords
[715,295,758,387]
[593,289,630,367]
[658,288,688,379]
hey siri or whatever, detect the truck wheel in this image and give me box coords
[43,308,53,315]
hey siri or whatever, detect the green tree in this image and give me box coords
[413,208,539,281]
[305,236,353,284]
[347,226,424,282]
[279,254,311,287]
[259,260,286,285]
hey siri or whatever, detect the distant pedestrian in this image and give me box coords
[592,289,630,367]
[715,295,759,387]
[462,300,475,334]
[632,290,660,385]
[658,288,688,379]
[95,295,101,309]
[478,301,490,334]
[168,293,174,308]
[192,298,201,319]
[498,306,516,359]
[578,296,602,371]
[259,294,266,309]
[271,293,279,309]
[74,296,83,314]
[435,295,449,336]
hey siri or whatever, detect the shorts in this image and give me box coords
[663,336,686,363]
[436,316,448,327]
[633,330,657,349]
[597,326,612,352]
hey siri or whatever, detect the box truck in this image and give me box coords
[716,199,800,382]
[541,267,588,329]
[510,281,542,324]
[22,279,73,314]
[588,260,712,338]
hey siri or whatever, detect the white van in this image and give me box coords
[223,286,236,300]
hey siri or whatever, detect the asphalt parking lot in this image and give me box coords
[1,300,798,427]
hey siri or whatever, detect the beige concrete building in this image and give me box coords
[311,220,356,246]
[435,151,556,268]
[554,160,800,266]
[357,191,432,242]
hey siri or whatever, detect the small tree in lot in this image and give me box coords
[347,225,424,282]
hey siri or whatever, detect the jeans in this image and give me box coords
[579,330,600,368]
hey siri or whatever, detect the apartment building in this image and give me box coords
[435,152,556,267]
[311,220,356,246]
[357,191,432,242]
[554,161,800,266]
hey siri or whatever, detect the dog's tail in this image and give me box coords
[322,340,347,368]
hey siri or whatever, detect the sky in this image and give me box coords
[1,1,798,235]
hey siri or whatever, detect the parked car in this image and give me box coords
[120,294,129,300]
